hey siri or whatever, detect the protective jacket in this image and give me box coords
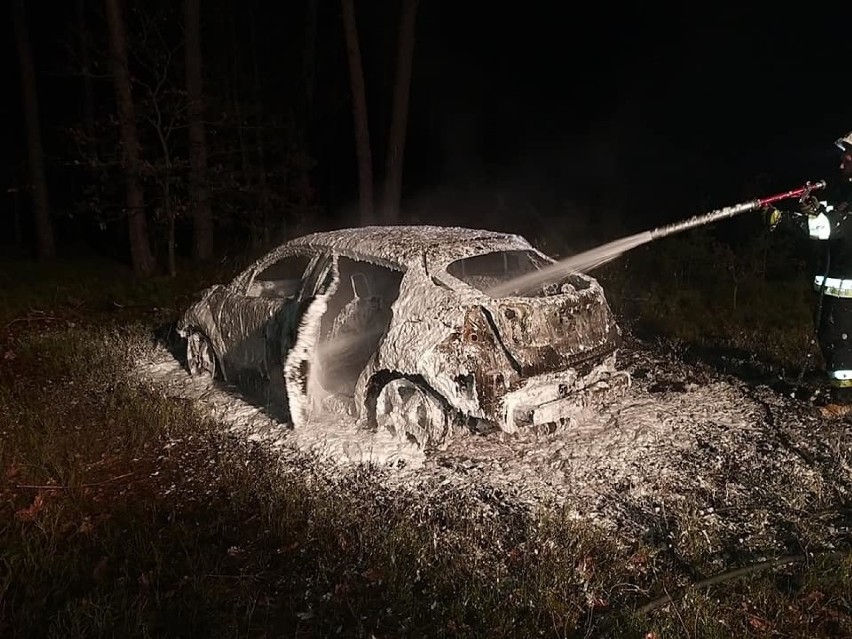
[778,181,852,390]
[783,182,852,297]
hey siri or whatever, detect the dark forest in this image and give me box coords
[7,1,851,276]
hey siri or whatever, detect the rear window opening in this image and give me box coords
[446,250,590,297]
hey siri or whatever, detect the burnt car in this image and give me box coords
[176,225,623,447]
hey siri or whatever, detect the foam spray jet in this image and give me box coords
[488,180,827,298]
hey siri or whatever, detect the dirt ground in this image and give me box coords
[135,332,852,564]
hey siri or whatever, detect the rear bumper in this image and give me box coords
[500,372,577,432]
[497,354,625,432]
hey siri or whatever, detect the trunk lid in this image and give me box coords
[483,287,619,377]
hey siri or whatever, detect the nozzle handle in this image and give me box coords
[757,180,826,207]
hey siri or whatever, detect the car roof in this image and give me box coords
[287,225,533,269]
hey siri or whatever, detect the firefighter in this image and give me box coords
[766,130,852,417]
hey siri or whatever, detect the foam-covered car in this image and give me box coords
[176,225,623,447]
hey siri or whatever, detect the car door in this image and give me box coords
[225,249,317,385]
[283,253,341,426]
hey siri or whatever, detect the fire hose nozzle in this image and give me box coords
[757,179,827,208]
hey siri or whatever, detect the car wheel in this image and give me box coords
[375,378,448,449]
[186,332,217,379]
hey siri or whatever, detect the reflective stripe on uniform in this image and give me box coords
[808,212,831,239]
[813,275,852,298]
[829,371,852,388]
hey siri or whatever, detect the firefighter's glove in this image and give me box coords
[765,207,783,230]
[799,195,822,217]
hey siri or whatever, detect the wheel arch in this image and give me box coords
[365,369,459,429]
[182,325,227,381]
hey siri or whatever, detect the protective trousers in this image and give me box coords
[817,294,852,403]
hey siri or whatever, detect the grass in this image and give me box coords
[0,325,632,637]
[594,231,821,376]
[0,254,249,333]
[1,247,851,637]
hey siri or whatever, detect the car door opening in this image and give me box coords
[315,257,403,399]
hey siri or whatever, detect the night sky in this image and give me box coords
[406,4,852,231]
[5,1,852,253]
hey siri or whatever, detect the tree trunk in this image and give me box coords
[166,178,176,278]
[340,0,374,224]
[249,5,271,245]
[153,102,176,278]
[185,0,213,261]
[77,0,97,159]
[230,79,254,208]
[302,0,319,123]
[226,5,254,245]
[11,181,23,246]
[12,0,55,260]
[382,0,419,224]
[104,0,156,275]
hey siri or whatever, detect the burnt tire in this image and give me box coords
[375,378,448,449]
[186,331,217,379]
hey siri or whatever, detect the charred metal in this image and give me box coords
[176,225,627,448]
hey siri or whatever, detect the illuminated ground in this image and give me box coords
[134,333,852,558]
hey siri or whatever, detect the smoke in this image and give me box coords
[309,321,387,408]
